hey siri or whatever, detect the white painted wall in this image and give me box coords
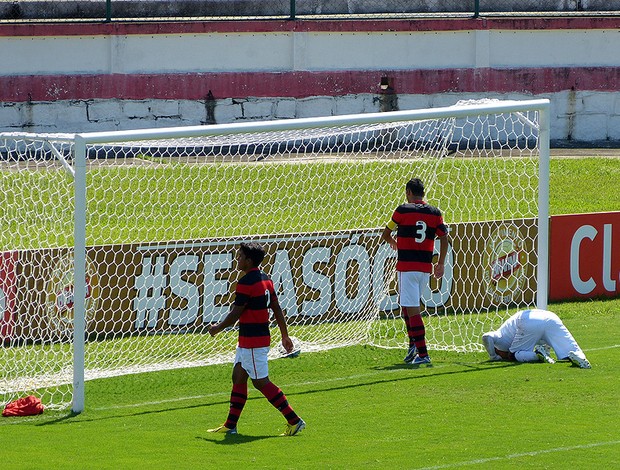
[2,29,620,76]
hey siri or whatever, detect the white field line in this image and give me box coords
[585,344,620,351]
[416,440,620,470]
[2,343,616,426]
[91,342,619,411]
[3,344,620,424]
[91,364,439,411]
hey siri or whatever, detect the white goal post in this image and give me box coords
[0,98,550,413]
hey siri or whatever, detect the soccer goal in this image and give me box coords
[0,98,550,412]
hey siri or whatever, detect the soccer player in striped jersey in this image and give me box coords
[207,242,305,436]
[382,178,449,365]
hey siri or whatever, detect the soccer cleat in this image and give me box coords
[568,351,591,369]
[404,345,418,363]
[208,424,237,434]
[534,344,555,364]
[281,418,306,436]
[410,354,431,365]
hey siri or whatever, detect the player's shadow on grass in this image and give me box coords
[375,360,520,373]
[195,434,277,445]
[34,400,229,427]
[34,361,520,426]
[382,362,435,370]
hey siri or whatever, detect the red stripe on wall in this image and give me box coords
[1,17,620,37]
[1,67,618,102]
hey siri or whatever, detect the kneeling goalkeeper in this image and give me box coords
[207,242,305,436]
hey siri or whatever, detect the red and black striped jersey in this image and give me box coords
[234,268,275,348]
[389,201,448,273]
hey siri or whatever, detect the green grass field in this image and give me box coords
[0,156,618,468]
[0,298,618,469]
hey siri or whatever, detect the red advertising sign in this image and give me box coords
[0,251,17,343]
[549,212,620,301]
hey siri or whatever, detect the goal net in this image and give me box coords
[0,99,550,410]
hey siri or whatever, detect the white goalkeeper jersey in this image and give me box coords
[486,309,583,360]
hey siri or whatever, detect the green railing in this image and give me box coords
[1,0,619,23]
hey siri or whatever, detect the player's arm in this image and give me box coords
[208,304,244,336]
[482,333,502,361]
[270,294,294,353]
[433,233,449,279]
[381,219,398,250]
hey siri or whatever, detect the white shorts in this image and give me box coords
[234,346,270,380]
[398,271,430,308]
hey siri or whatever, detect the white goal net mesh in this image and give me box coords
[0,100,545,409]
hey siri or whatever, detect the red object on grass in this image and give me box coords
[2,395,44,417]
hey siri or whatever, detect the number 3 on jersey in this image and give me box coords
[415,221,427,243]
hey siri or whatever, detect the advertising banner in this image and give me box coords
[11,219,538,342]
[0,251,17,343]
[549,211,620,301]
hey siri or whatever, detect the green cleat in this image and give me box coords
[281,419,306,436]
[208,424,237,434]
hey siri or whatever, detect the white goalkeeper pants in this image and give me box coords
[510,309,583,361]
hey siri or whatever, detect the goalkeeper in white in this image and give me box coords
[482,309,591,368]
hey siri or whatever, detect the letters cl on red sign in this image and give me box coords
[549,212,620,301]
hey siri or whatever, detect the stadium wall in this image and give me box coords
[1,17,620,143]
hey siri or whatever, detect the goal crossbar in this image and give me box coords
[71,99,551,145]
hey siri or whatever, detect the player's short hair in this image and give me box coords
[239,242,266,267]
[406,178,425,197]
